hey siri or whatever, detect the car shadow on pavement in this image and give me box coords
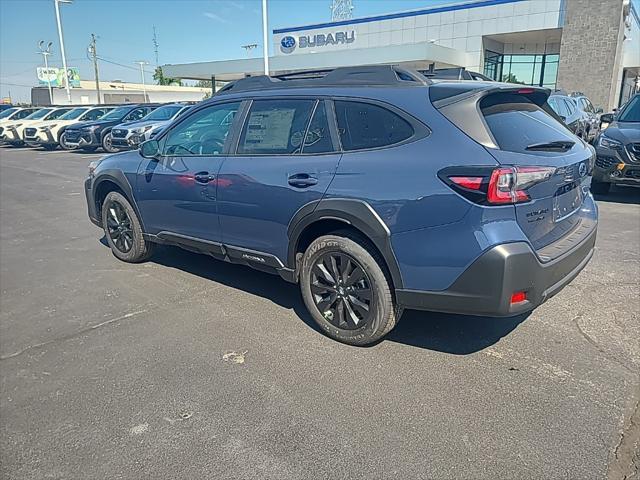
[101,239,530,354]
[593,185,640,205]
[386,309,529,354]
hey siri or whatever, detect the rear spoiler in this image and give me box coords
[430,83,551,109]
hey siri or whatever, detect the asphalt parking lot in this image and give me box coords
[0,146,638,479]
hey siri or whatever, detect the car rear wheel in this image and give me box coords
[591,181,611,194]
[102,132,119,153]
[300,233,400,346]
[101,191,154,263]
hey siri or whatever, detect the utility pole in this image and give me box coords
[152,26,159,68]
[54,0,73,104]
[88,34,101,104]
[37,41,54,105]
[135,61,149,101]
[261,0,269,75]
[241,43,258,57]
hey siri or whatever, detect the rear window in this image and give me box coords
[481,93,574,153]
[334,101,414,151]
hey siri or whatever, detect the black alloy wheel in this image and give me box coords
[105,199,134,253]
[311,252,373,330]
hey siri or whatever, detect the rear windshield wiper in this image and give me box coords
[525,140,575,152]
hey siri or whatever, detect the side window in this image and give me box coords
[47,109,71,120]
[124,108,146,122]
[302,101,335,154]
[83,109,102,121]
[334,101,414,151]
[238,99,315,155]
[579,98,589,112]
[562,99,575,116]
[585,99,594,113]
[163,101,241,156]
[15,110,34,120]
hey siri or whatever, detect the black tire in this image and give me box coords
[300,232,400,346]
[101,191,154,263]
[591,181,611,195]
[102,132,119,153]
[59,132,75,150]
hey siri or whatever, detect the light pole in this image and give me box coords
[37,41,54,105]
[135,61,149,101]
[261,0,269,75]
[54,0,73,104]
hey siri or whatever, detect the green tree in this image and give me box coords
[153,67,182,86]
[501,72,525,85]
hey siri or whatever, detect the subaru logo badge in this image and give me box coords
[280,35,296,54]
[579,162,587,177]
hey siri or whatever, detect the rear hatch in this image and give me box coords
[432,83,595,253]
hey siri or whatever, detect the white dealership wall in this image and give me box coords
[163,0,639,108]
[272,0,564,72]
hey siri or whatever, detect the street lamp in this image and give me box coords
[261,0,269,75]
[135,61,149,101]
[54,0,73,104]
[37,41,54,105]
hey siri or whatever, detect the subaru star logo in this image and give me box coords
[579,162,587,177]
[280,35,296,54]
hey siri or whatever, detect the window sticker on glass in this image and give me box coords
[245,109,296,150]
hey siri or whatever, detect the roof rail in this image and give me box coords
[217,65,430,95]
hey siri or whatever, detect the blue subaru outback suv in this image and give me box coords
[85,66,598,345]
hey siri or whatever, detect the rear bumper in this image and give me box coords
[396,223,597,317]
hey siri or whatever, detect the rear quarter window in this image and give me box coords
[334,100,414,151]
[480,93,574,153]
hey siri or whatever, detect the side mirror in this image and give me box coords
[600,113,614,123]
[595,107,603,114]
[140,139,160,159]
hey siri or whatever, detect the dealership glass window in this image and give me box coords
[237,99,315,155]
[483,52,559,88]
[334,101,414,151]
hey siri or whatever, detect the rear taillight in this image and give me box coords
[439,166,555,205]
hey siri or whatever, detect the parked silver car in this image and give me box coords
[109,103,193,151]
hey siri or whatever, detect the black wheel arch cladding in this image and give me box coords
[287,198,403,290]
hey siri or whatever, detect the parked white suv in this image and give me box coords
[25,106,113,150]
[0,107,41,143]
[2,107,73,146]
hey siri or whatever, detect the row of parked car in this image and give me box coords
[0,102,195,153]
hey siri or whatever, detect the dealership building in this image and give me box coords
[164,0,639,110]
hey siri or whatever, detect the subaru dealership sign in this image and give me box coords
[280,30,356,54]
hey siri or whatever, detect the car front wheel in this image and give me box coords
[300,233,400,346]
[102,132,119,153]
[101,191,154,262]
[59,132,75,150]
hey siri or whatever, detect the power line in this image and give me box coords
[96,56,155,76]
[0,81,34,88]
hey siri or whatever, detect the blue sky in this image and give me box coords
[0,0,457,102]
